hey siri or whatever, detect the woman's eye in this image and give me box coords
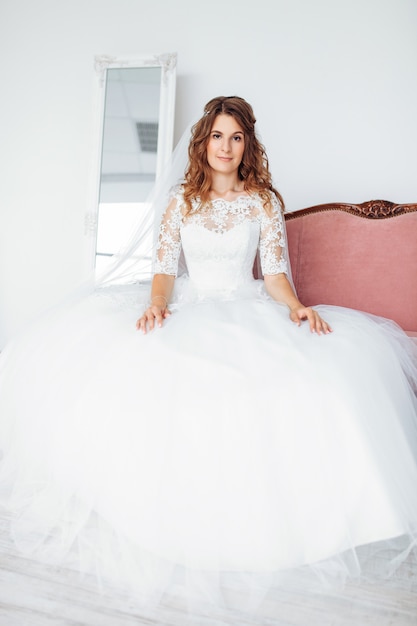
[233,136,242,141]
[212,133,221,140]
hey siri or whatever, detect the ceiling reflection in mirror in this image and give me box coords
[99,67,161,204]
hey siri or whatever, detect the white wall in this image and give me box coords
[1,0,416,347]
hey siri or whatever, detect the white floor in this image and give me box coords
[0,508,416,626]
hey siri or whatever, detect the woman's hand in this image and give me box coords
[263,274,332,335]
[136,276,175,334]
[289,306,332,335]
[136,299,171,334]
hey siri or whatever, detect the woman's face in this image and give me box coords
[206,114,245,176]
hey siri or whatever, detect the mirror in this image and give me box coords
[86,53,177,274]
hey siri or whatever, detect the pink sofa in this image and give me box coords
[284,199,417,340]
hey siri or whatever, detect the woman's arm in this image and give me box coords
[264,273,332,335]
[136,274,175,333]
[136,195,182,333]
[260,195,331,335]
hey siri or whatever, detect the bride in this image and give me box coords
[0,95,416,619]
[136,96,331,336]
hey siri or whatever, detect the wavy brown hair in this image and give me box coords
[183,96,284,215]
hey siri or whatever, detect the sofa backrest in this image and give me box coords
[284,200,417,333]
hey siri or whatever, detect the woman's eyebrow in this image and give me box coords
[211,130,244,135]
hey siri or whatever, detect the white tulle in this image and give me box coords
[0,189,417,621]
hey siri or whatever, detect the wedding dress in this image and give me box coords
[0,186,416,618]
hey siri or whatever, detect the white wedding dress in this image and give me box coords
[0,187,416,618]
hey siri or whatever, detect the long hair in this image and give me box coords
[183,96,285,215]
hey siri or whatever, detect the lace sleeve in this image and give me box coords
[154,190,183,276]
[259,193,288,275]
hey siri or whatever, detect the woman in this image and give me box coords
[136,96,331,336]
[0,96,416,619]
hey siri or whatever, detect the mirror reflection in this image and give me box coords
[93,56,176,274]
[99,67,161,204]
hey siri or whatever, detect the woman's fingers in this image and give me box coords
[308,309,320,333]
[136,306,171,333]
[290,307,332,335]
[313,311,332,335]
[306,308,332,334]
[320,317,333,334]
[135,315,148,332]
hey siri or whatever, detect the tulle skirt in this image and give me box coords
[0,278,417,619]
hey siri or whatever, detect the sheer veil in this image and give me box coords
[95,125,193,290]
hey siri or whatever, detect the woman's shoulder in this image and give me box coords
[251,189,282,213]
[168,182,185,202]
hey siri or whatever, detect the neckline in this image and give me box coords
[210,193,252,203]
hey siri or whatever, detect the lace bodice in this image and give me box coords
[154,186,288,295]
